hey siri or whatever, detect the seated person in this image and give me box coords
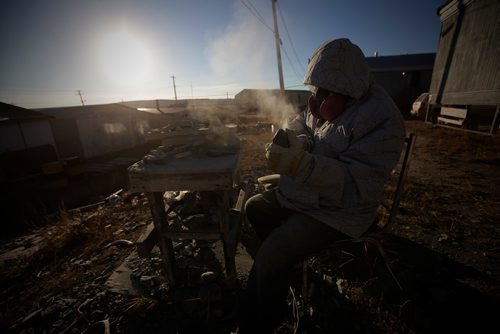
[239,38,406,333]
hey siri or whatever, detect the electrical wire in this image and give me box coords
[277,1,306,73]
[245,0,268,26]
[0,85,76,93]
[281,45,304,83]
[239,0,274,33]
[237,1,308,88]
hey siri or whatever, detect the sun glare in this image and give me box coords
[96,29,152,85]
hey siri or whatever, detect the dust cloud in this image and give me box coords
[205,3,303,129]
[185,100,237,133]
[252,90,298,129]
[205,4,271,80]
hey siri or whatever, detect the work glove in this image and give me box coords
[271,128,314,151]
[265,142,313,177]
[285,128,314,152]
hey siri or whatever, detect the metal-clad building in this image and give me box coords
[0,102,58,179]
[39,103,151,160]
[0,102,56,153]
[429,0,500,107]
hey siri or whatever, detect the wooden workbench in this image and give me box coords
[128,146,242,287]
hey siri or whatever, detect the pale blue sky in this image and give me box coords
[0,0,443,108]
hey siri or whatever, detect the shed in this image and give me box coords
[123,98,239,125]
[0,101,56,153]
[427,0,499,133]
[366,53,436,116]
[0,102,58,179]
[38,103,152,160]
[429,0,500,106]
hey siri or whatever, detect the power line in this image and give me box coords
[0,85,76,93]
[281,45,303,83]
[276,1,306,73]
[245,0,267,23]
[239,0,274,33]
[239,0,303,89]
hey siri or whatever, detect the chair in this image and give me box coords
[302,133,417,297]
[257,133,417,293]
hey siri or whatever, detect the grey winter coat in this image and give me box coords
[276,39,406,238]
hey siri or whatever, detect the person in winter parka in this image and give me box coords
[238,38,406,333]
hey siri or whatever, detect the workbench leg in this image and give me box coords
[146,192,176,287]
[222,237,237,288]
[218,190,237,288]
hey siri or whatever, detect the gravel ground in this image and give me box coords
[1,115,499,333]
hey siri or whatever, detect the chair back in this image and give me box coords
[379,133,417,233]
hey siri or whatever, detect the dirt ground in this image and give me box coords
[1,113,499,333]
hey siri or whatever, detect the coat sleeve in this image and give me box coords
[287,110,309,134]
[296,109,405,207]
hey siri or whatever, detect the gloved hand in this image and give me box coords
[285,128,314,152]
[265,142,313,176]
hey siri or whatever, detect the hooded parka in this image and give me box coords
[277,38,406,238]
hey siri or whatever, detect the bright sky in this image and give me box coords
[0,0,443,108]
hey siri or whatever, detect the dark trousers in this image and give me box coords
[239,190,348,333]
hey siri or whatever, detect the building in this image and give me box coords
[39,103,154,160]
[428,0,499,132]
[122,98,238,126]
[0,101,56,154]
[0,101,57,180]
[366,53,436,117]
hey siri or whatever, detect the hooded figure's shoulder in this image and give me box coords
[349,83,405,140]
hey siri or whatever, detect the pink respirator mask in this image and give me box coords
[308,92,347,121]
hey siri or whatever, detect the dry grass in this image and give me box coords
[0,198,151,328]
[1,117,499,332]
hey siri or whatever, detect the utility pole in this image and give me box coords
[76,90,85,106]
[272,0,284,91]
[170,75,178,100]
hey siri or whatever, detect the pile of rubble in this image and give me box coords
[1,188,248,333]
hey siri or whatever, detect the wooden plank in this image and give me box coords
[231,188,247,213]
[146,192,176,286]
[128,153,239,175]
[436,123,495,136]
[129,172,235,192]
[136,223,158,258]
[128,153,240,192]
[217,190,237,288]
[440,107,467,118]
[437,107,468,126]
[438,116,464,125]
